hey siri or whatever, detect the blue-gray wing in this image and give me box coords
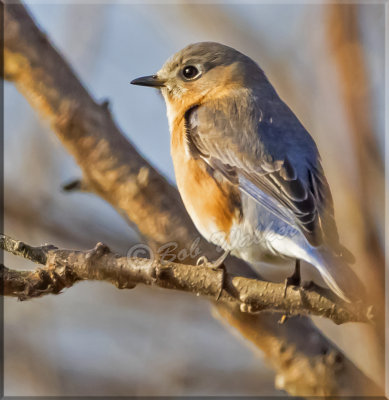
[184,96,352,261]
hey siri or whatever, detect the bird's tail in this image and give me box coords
[312,248,365,303]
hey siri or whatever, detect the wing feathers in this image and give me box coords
[184,97,346,252]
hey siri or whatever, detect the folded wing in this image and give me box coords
[184,95,352,262]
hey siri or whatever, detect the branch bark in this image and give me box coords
[4,1,382,396]
[1,235,371,325]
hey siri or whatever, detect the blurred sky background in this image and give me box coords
[4,1,385,396]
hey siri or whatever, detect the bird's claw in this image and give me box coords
[196,255,209,266]
[196,251,229,301]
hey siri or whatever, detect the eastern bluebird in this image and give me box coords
[131,42,363,302]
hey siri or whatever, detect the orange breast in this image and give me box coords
[170,118,241,241]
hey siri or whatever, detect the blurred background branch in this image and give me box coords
[3,0,385,397]
[327,2,385,317]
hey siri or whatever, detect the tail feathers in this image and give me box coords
[313,249,365,303]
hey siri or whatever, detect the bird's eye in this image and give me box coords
[182,65,199,80]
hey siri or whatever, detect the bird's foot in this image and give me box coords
[283,259,301,298]
[196,251,229,301]
[196,250,229,269]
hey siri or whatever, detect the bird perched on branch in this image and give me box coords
[131,41,363,302]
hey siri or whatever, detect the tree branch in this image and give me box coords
[1,235,372,325]
[4,0,204,255]
[4,1,382,396]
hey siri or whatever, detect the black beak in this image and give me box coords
[130,75,165,88]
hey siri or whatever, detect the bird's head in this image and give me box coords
[131,42,265,113]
